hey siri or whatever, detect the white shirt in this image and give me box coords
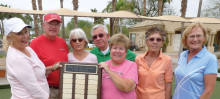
[6,46,49,99]
[101,46,109,55]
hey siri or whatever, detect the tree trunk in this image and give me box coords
[120,19,122,33]
[143,0,146,16]
[110,0,116,36]
[73,0,78,29]
[197,0,203,17]
[0,19,4,36]
[181,0,188,17]
[38,0,43,34]
[179,0,188,55]
[32,0,39,36]
[60,0,65,39]
[158,0,163,16]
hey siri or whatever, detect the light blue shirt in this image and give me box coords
[173,46,218,99]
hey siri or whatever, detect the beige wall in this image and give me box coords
[128,21,218,53]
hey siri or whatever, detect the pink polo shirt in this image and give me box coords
[101,59,138,99]
[135,51,173,99]
[6,46,49,99]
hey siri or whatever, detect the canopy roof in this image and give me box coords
[0,6,140,19]
[1,6,220,24]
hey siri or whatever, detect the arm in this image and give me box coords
[165,57,173,99]
[99,62,136,92]
[165,82,172,99]
[200,74,217,99]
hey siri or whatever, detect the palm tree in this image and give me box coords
[158,0,163,16]
[158,0,172,16]
[110,0,116,36]
[104,0,135,35]
[91,8,104,25]
[180,0,187,17]
[32,0,39,36]
[197,0,203,17]
[73,0,78,28]
[143,0,146,16]
[38,0,43,34]
[179,0,188,54]
[60,0,65,39]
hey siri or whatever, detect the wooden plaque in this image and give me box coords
[59,62,102,99]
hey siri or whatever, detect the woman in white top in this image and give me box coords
[68,28,98,63]
[3,17,60,99]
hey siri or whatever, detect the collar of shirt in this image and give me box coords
[184,46,207,59]
[140,51,163,61]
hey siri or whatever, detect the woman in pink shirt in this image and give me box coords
[99,33,138,99]
[135,26,173,99]
[3,18,60,99]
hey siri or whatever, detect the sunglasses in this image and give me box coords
[92,33,104,40]
[72,38,84,43]
[148,38,163,42]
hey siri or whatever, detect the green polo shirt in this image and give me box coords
[90,47,137,63]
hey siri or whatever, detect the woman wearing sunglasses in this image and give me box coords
[68,28,98,63]
[135,26,173,99]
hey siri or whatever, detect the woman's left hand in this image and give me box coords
[98,62,111,74]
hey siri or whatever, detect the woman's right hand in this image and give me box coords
[51,62,61,72]
[98,62,111,74]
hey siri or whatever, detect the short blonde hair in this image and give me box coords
[109,33,130,52]
[182,22,207,49]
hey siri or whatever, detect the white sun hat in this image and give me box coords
[4,17,32,35]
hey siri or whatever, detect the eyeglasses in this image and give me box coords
[148,38,163,42]
[187,34,203,40]
[92,33,104,40]
[72,38,84,43]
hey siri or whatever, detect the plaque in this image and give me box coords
[59,62,102,99]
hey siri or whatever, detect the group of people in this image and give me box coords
[3,13,218,99]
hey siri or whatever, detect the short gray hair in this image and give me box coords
[69,28,89,45]
[145,25,166,41]
[91,24,108,36]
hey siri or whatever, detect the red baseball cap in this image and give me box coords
[44,13,62,23]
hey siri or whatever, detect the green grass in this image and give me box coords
[211,81,220,99]
[0,53,6,58]
[0,85,11,99]
[217,55,220,59]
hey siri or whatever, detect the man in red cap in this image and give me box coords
[30,13,69,99]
